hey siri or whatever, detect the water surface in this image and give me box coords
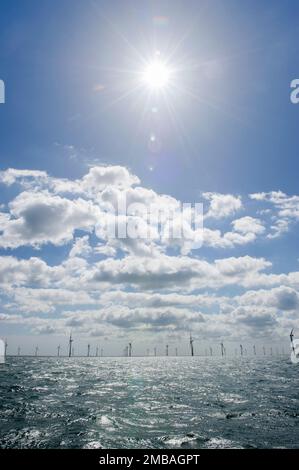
[0,357,298,449]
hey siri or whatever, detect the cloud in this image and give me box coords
[231,306,278,330]
[202,216,265,249]
[0,165,298,342]
[231,216,265,235]
[0,191,101,248]
[81,165,140,192]
[203,192,242,219]
[238,286,299,311]
[69,235,92,258]
[250,191,299,238]
[87,254,272,291]
[0,168,48,186]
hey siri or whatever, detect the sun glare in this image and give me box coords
[142,59,171,91]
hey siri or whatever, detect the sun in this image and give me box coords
[142,59,171,91]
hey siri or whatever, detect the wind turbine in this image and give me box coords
[68,333,73,357]
[190,333,194,356]
[290,329,295,354]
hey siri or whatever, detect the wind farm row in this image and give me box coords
[2,332,294,358]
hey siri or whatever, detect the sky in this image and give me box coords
[0,0,299,356]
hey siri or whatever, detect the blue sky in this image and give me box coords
[0,0,299,355]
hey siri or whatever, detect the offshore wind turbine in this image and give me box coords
[220,342,225,357]
[253,345,256,356]
[68,333,73,358]
[87,344,90,357]
[290,329,295,354]
[166,344,169,356]
[57,345,61,357]
[240,344,243,356]
[128,343,132,357]
[190,333,194,356]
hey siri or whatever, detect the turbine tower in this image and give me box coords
[166,344,169,356]
[35,346,39,357]
[87,344,90,357]
[220,342,225,357]
[68,333,73,358]
[240,344,243,356]
[290,329,295,354]
[253,345,256,356]
[128,343,132,357]
[190,333,194,356]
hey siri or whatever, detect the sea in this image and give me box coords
[0,356,298,449]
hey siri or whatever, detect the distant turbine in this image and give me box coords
[68,333,73,358]
[190,333,194,356]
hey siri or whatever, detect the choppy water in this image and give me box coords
[0,357,298,449]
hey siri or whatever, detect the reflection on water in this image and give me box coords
[0,357,298,449]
